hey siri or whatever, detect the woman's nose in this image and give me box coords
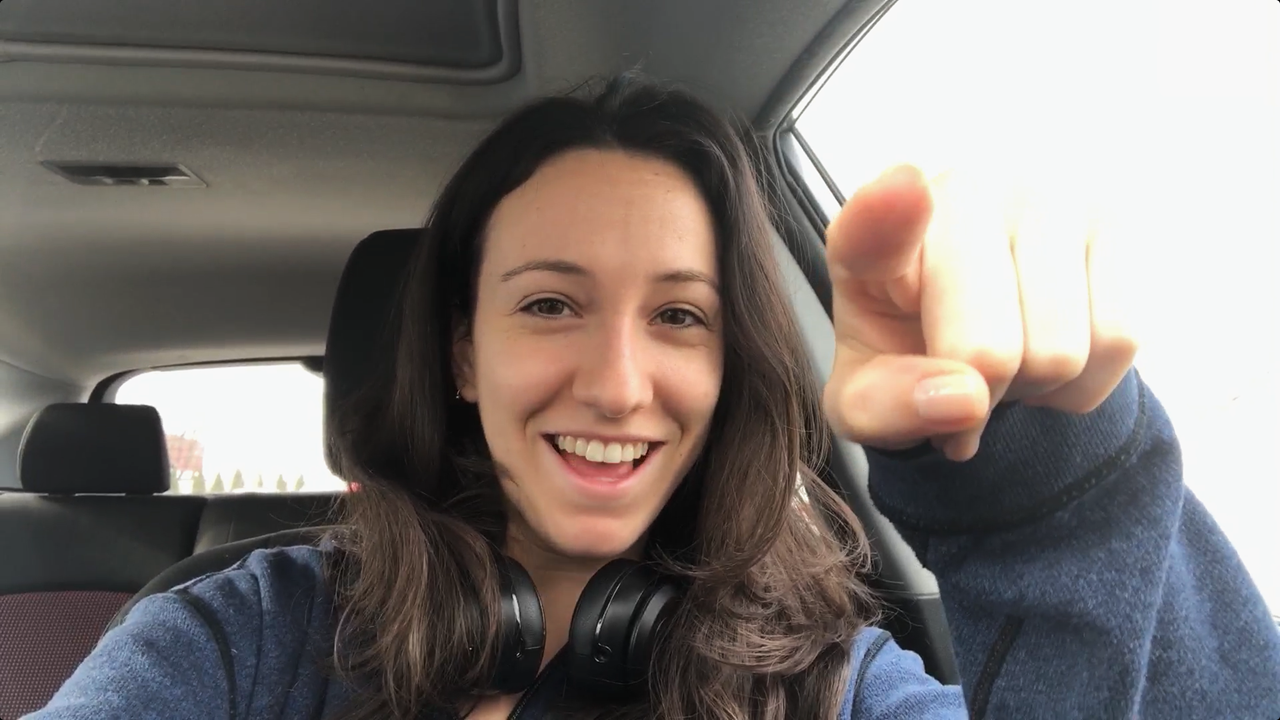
[572,320,653,419]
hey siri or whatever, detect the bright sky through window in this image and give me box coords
[796,0,1280,611]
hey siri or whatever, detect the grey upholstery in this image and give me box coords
[0,402,339,716]
[194,494,340,554]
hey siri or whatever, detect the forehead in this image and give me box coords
[483,148,718,274]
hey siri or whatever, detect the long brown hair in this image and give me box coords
[324,73,881,719]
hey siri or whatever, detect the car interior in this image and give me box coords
[0,0,1018,715]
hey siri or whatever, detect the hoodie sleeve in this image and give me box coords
[21,546,334,720]
[862,368,1280,719]
[838,628,966,719]
[21,592,235,720]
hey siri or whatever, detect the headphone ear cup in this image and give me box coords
[566,559,682,699]
[489,556,546,694]
[624,573,681,683]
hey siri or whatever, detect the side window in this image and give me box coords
[789,0,1280,612]
[792,0,1149,199]
[114,363,346,494]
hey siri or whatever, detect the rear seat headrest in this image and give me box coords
[323,228,419,429]
[18,403,170,495]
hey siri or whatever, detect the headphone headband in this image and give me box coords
[488,556,683,699]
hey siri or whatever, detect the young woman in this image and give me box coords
[29,76,1280,720]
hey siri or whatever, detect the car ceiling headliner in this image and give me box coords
[0,0,852,385]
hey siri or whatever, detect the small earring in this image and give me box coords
[455,390,462,400]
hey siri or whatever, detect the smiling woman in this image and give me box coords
[457,149,724,566]
[324,78,880,719]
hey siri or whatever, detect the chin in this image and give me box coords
[541,515,647,561]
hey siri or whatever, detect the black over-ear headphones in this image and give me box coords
[488,556,683,700]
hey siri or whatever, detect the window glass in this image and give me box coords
[115,363,346,494]
[794,0,1280,612]
[794,0,1152,198]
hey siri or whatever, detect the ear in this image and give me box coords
[452,317,478,403]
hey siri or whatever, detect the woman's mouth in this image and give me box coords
[544,434,658,481]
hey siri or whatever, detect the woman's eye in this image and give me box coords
[523,298,572,317]
[656,308,703,328]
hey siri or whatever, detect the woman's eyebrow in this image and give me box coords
[655,269,719,293]
[501,259,718,293]
[500,259,588,281]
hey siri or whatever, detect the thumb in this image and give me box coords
[824,353,990,457]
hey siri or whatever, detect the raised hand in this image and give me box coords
[822,164,1139,461]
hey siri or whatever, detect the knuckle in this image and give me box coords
[837,378,877,437]
[944,345,1020,384]
[822,381,852,434]
[824,370,866,438]
[1053,391,1108,415]
[1094,328,1140,365]
[1020,347,1088,386]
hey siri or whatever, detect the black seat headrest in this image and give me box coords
[322,229,420,435]
[18,403,170,495]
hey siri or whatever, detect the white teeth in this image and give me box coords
[554,435,652,465]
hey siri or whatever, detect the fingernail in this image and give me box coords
[914,375,983,422]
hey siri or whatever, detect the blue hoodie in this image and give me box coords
[22,371,1280,719]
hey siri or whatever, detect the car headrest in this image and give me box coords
[323,228,420,430]
[18,403,170,494]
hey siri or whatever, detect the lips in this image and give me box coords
[560,449,638,479]
[542,434,661,496]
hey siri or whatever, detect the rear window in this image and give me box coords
[114,362,346,494]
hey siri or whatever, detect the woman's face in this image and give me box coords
[456,148,724,562]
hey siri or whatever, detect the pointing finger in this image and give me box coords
[826,164,933,284]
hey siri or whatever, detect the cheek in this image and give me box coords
[658,348,724,436]
[471,325,569,423]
